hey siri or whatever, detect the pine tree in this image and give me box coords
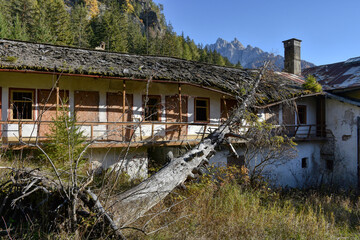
[11,14,28,40]
[7,0,37,35]
[127,21,146,54]
[103,0,128,52]
[235,61,243,69]
[42,0,72,45]
[71,3,92,48]
[0,12,10,38]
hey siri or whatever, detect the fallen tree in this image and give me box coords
[0,63,271,238]
[108,63,269,227]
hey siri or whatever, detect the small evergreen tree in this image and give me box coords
[303,75,322,93]
[44,109,86,168]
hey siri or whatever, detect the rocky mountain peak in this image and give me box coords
[208,38,315,70]
[231,38,245,50]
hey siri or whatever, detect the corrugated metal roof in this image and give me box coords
[274,71,305,84]
[302,58,360,90]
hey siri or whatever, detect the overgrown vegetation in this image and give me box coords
[303,74,322,93]
[2,151,360,239]
[125,168,360,239]
[0,0,239,68]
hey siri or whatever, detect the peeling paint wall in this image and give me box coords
[325,98,360,188]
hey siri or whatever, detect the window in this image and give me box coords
[143,95,161,121]
[301,157,308,168]
[11,90,33,120]
[195,98,209,122]
[297,105,307,124]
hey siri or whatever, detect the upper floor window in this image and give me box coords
[195,98,209,122]
[11,90,34,120]
[297,105,307,124]
[143,95,161,121]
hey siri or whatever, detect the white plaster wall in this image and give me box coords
[88,147,148,180]
[209,142,322,188]
[325,98,360,187]
[263,142,322,188]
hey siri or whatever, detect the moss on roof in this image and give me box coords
[0,39,308,105]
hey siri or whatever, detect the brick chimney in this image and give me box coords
[283,38,302,75]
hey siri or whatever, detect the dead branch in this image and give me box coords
[85,189,126,240]
[105,62,270,227]
[11,186,49,208]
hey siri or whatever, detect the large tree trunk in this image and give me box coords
[108,65,268,227]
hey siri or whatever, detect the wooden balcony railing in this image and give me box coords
[0,121,327,147]
[0,121,224,146]
[281,124,327,140]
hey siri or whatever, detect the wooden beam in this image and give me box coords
[178,83,182,140]
[122,80,126,140]
[56,82,59,119]
[178,83,182,122]
[122,80,126,122]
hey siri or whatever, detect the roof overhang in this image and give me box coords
[0,68,235,97]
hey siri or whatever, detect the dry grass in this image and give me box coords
[127,167,360,240]
[2,156,360,239]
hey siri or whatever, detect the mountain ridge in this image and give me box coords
[207,38,315,70]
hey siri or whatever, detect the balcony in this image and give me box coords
[0,121,327,149]
[0,121,224,148]
[282,124,327,141]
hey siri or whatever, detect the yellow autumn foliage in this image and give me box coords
[124,0,134,13]
[85,0,99,18]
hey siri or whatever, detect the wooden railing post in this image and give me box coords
[19,122,22,140]
[122,80,126,140]
[201,125,207,141]
[90,124,94,140]
[307,125,312,138]
[151,122,154,139]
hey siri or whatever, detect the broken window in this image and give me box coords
[143,95,161,121]
[11,90,33,120]
[301,157,308,168]
[297,105,307,124]
[195,98,209,122]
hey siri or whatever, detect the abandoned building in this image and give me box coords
[0,38,359,188]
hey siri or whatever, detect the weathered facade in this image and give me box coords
[0,38,333,187]
[0,39,264,179]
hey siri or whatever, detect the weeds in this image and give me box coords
[127,167,360,239]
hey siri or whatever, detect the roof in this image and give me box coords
[0,39,252,94]
[302,57,360,91]
[0,39,308,105]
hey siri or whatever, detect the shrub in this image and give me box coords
[303,75,322,93]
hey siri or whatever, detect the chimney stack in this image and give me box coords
[283,38,302,75]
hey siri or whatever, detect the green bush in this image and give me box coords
[303,75,322,93]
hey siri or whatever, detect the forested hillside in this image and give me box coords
[0,0,239,67]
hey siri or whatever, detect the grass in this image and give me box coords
[126,167,360,239]
[2,154,360,239]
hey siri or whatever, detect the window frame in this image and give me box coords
[142,95,161,122]
[194,97,210,123]
[9,88,35,121]
[297,105,307,125]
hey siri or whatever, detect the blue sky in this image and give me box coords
[152,0,360,66]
